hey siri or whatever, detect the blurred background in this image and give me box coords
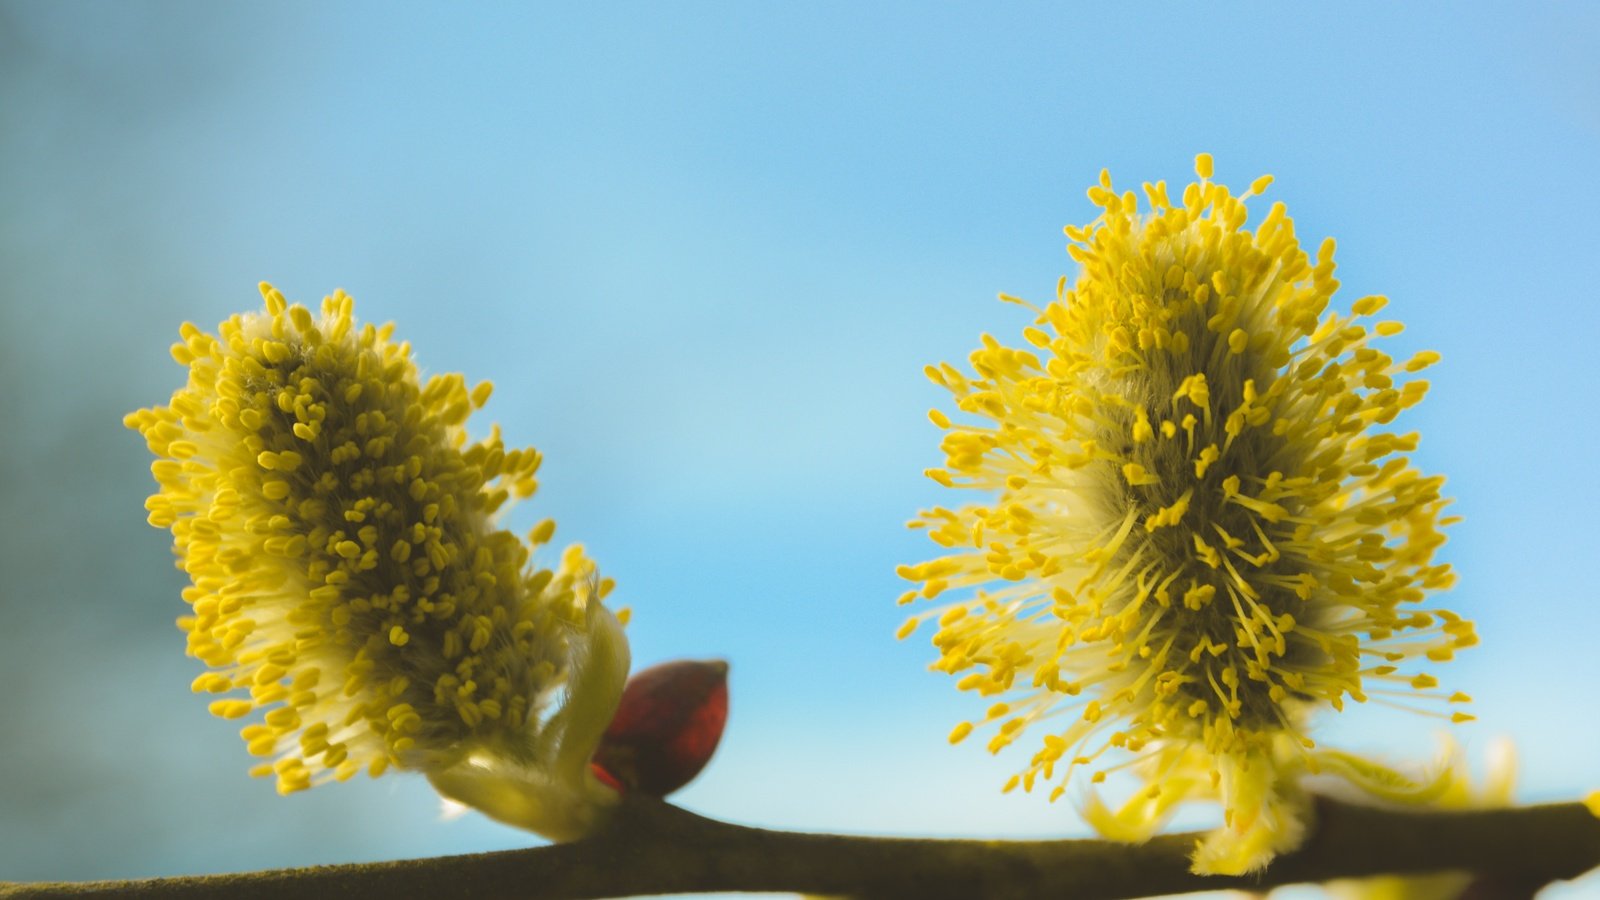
[2,2,1596,896]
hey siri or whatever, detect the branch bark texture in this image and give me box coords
[4,798,1596,899]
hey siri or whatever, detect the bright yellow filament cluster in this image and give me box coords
[127,284,611,796]
[899,157,1476,873]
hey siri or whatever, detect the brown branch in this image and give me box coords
[4,797,1597,899]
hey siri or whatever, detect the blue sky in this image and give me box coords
[2,2,1597,895]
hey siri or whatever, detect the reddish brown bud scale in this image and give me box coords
[591,659,729,797]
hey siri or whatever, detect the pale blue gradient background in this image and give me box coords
[2,2,1597,896]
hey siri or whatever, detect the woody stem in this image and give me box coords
[4,796,1597,899]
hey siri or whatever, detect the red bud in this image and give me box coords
[590,659,728,797]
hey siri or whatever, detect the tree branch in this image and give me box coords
[4,797,1597,899]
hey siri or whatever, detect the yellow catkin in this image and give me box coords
[127,284,615,797]
[897,157,1473,875]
